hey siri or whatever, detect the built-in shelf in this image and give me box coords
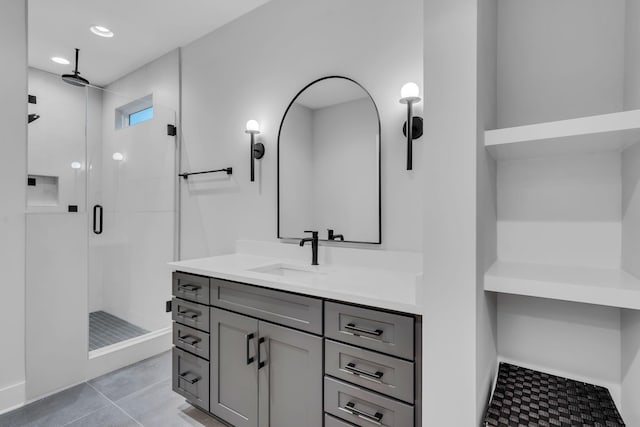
[485,109,640,160]
[485,261,640,310]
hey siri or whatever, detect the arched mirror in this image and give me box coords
[278,76,381,244]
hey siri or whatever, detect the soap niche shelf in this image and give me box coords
[27,174,59,207]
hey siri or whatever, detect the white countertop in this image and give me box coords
[170,253,424,315]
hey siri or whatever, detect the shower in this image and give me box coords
[61,48,90,87]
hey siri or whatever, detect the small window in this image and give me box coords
[129,107,153,126]
[115,94,153,129]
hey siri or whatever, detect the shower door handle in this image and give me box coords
[93,204,103,235]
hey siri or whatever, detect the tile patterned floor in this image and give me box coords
[0,351,227,427]
[89,311,149,351]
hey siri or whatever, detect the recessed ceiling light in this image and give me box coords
[90,25,114,38]
[51,57,70,65]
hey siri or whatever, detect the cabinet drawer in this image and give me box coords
[325,340,414,403]
[172,348,209,411]
[173,323,210,360]
[210,277,323,335]
[325,302,414,360]
[173,272,210,305]
[324,377,414,427]
[172,298,210,332]
[325,413,358,427]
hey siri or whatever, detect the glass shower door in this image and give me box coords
[87,89,176,353]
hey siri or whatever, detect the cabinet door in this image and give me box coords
[257,322,323,427]
[210,308,259,427]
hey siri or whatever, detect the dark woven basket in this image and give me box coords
[485,363,625,427]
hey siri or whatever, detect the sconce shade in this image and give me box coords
[399,82,421,104]
[246,120,260,134]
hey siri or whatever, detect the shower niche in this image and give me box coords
[27,174,59,207]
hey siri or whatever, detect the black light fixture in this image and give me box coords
[399,82,423,170]
[245,120,265,182]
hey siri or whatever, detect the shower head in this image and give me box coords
[61,48,90,87]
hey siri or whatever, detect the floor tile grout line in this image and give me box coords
[57,384,113,427]
[110,375,173,403]
[85,381,144,427]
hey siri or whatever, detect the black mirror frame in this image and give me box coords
[277,75,382,244]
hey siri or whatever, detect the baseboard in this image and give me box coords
[0,381,25,415]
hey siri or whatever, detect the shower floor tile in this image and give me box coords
[89,311,149,351]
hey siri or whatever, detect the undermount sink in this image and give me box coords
[249,263,327,279]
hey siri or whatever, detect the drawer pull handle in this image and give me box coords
[178,335,201,348]
[178,284,201,294]
[345,362,384,382]
[177,310,199,319]
[345,323,383,337]
[179,372,201,385]
[258,337,267,369]
[342,401,384,425]
[246,333,255,365]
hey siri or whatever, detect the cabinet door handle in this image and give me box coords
[179,372,201,385]
[178,284,201,294]
[177,334,201,348]
[344,323,383,337]
[246,333,255,365]
[344,362,384,382]
[258,337,267,369]
[341,401,384,425]
[177,310,198,319]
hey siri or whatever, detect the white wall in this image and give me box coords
[497,152,622,268]
[423,0,480,424]
[180,0,423,258]
[0,0,27,413]
[26,215,88,399]
[621,140,640,424]
[497,0,626,128]
[477,0,498,420]
[498,295,621,391]
[621,309,640,425]
[625,0,640,110]
[278,102,314,238]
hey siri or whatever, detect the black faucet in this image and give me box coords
[300,230,319,266]
[327,229,344,241]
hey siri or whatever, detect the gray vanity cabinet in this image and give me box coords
[209,307,323,427]
[257,322,323,427]
[210,308,259,427]
[172,271,422,427]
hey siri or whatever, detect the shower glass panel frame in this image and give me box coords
[26,68,177,359]
[87,88,176,355]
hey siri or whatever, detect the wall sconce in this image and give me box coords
[245,120,265,182]
[399,82,423,170]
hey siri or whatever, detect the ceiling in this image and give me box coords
[28,0,270,87]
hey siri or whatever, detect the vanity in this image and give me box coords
[170,76,422,426]
[169,249,423,427]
